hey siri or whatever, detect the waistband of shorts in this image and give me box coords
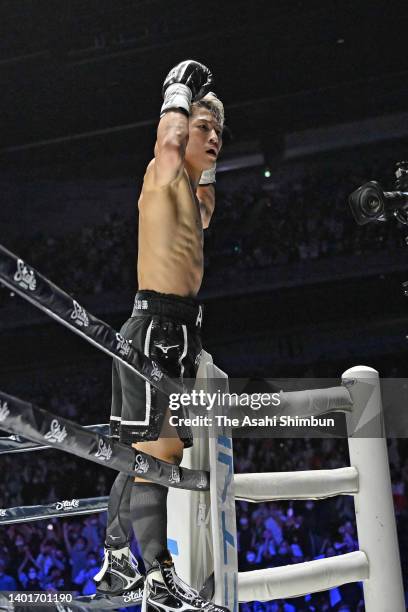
[132,290,204,328]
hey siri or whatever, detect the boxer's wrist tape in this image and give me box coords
[199,164,217,185]
[160,83,192,117]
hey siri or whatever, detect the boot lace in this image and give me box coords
[163,566,221,610]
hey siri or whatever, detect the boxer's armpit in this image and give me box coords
[196,184,215,229]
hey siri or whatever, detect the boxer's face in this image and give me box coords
[186,109,222,171]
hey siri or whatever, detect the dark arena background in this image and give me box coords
[1,1,408,610]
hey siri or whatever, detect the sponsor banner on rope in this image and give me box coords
[134,453,149,474]
[13,258,37,291]
[116,333,131,357]
[169,465,181,484]
[94,438,113,461]
[0,497,109,525]
[45,419,68,443]
[55,499,80,512]
[70,300,89,327]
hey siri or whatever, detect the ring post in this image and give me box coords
[167,351,214,591]
[206,360,238,612]
[342,366,405,611]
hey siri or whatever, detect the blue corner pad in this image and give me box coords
[167,538,179,555]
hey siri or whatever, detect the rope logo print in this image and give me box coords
[124,588,143,603]
[55,499,79,511]
[0,401,10,422]
[13,259,37,291]
[197,473,208,489]
[70,300,89,327]
[116,333,131,357]
[134,453,149,474]
[94,438,113,461]
[44,419,68,443]
[169,465,181,484]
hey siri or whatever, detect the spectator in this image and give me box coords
[42,566,66,591]
[17,545,41,590]
[0,559,17,591]
[63,525,91,581]
[18,566,42,591]
[73,551,100,595]
[35,540,64,582]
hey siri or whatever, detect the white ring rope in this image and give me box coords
[238,551,369,602]
[234,467,359,502]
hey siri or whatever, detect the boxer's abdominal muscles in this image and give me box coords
[137,175,204,297]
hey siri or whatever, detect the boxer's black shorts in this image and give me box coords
[110,291,203,447]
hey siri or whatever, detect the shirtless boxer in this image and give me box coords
[94,60,228,612]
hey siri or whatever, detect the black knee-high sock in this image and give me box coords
[105,472,133,547]
[130,482,168,570]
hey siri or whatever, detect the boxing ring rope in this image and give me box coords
[234,467,359,501]
[0,497,108,525]
[0,465,357,525]
[0,424,109,454]
[184,355,405,612]
[238,551,369,602]
[0,467,358,524]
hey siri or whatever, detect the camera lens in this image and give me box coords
[361,193,382,217]
[348,181,385,225]
[361,191,383,217]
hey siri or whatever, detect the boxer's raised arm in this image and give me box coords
[154,110,189,186]
[153,60,213,187]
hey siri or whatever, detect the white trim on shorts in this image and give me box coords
[120,319,153,426]
[179,325,188,378]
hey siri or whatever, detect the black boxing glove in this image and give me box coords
[160,60,213,117]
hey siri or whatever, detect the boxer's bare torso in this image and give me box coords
[137,106,220,298]
[137,161,204,297]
